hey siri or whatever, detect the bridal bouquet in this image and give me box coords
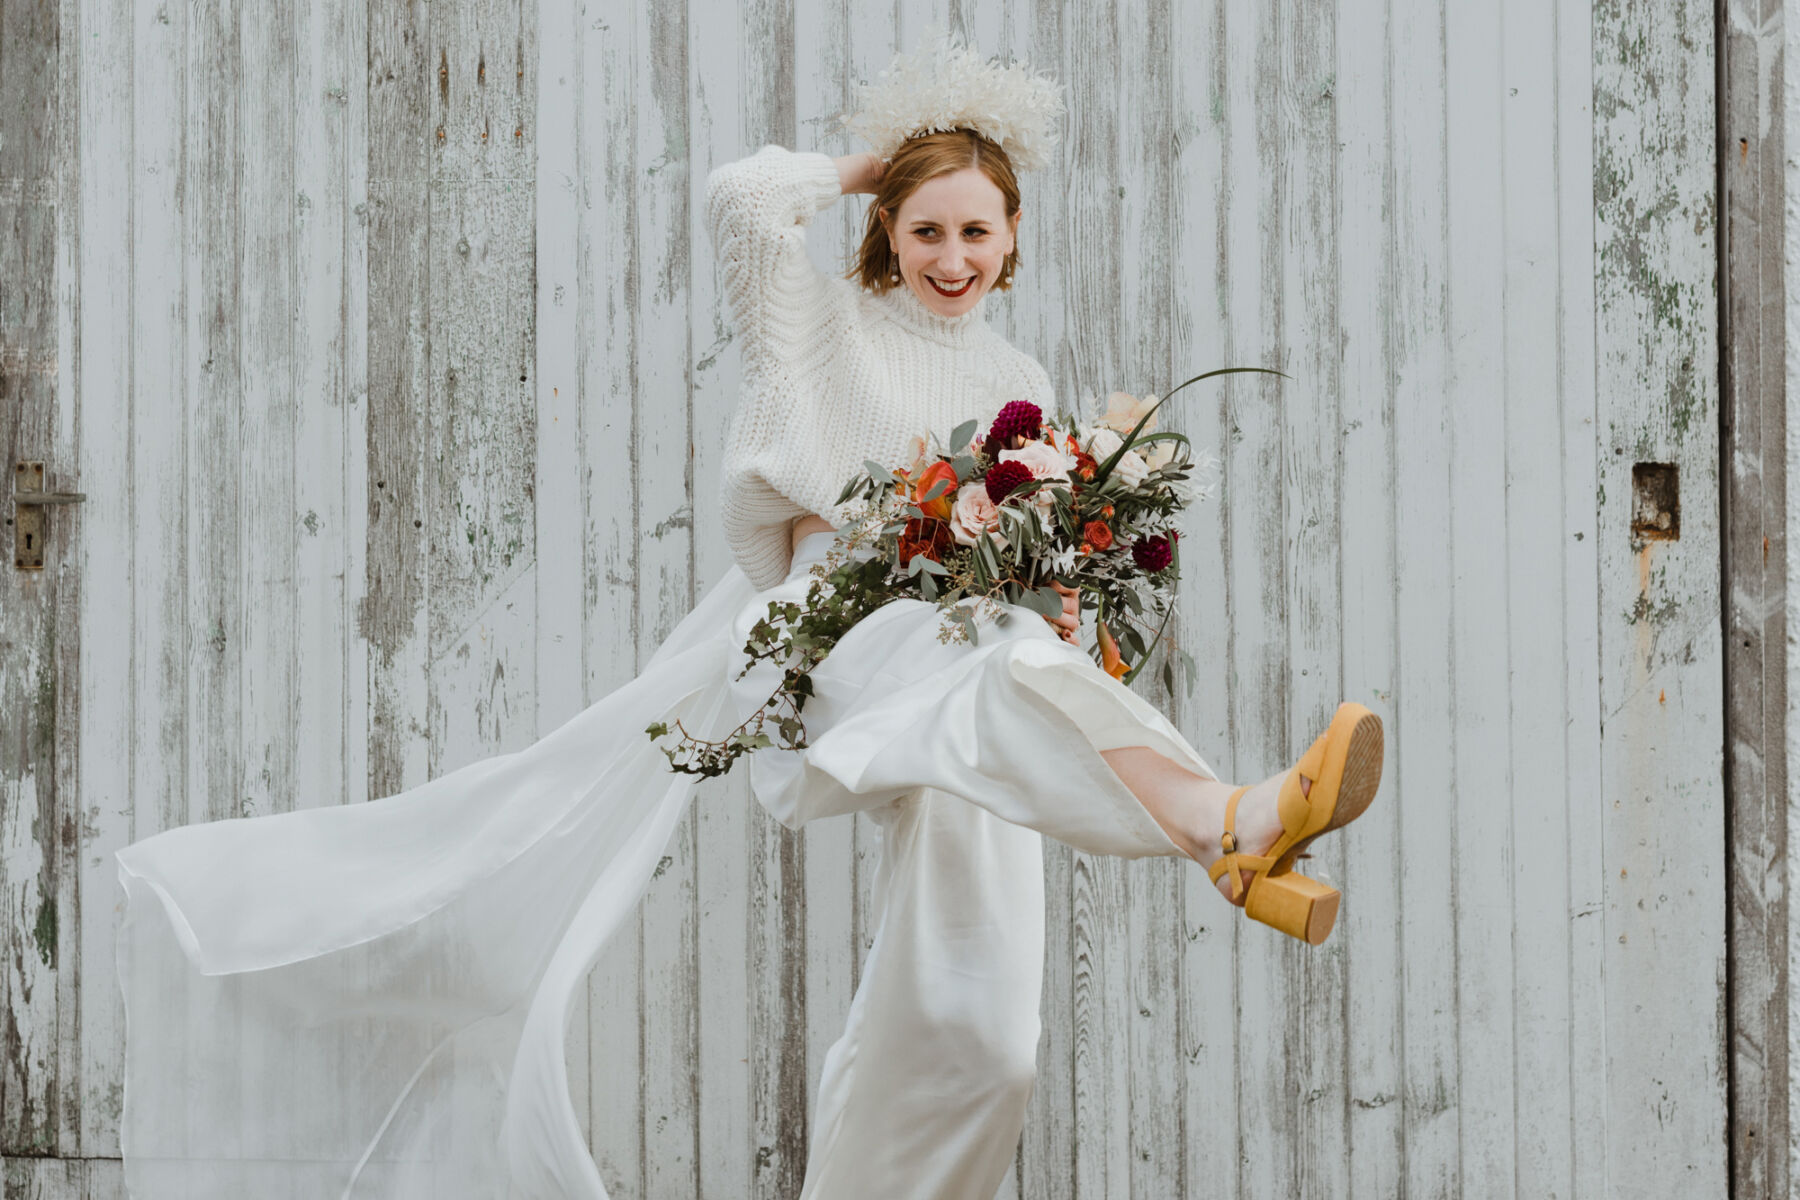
[647,367,1275,778]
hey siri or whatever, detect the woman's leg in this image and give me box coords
[799,789,1044,1200]
[736,561,1301,889]
[1097,746,1308,904]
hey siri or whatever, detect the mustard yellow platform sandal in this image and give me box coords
[1208,702,1384,945]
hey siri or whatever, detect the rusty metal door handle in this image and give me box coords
[13,461,84,570]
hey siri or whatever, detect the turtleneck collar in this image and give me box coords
[870,280,992,348]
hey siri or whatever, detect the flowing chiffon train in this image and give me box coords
[115,530,1212,1198]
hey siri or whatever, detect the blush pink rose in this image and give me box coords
[949,482,1005,547]
[998,439,1075,483]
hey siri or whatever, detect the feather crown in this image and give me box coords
[836,25,1066,172]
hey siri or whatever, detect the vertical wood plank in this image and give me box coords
[584,0,645,1190]
[533,0,590,1146]
[238,0,297,827]
[1336,0,1408,1195]
[1058,8,1133,1195]
[731,4,812,1195]
[687,0,755,1188]
[291,0,356,802]
[1503,0,1581,1192]
[1165,6,1242,1196]
[1275,1,1349,1191]
[1593,0,1729,1190]
[365,0,433,804]
[235,0,301,1163]
[1552,0,1606,1192]
[0,0,75,1157]
[1721,1,1791,1194]
[630,0,702,1191]
[182,0,249,1158]
[1015,0,1077,1187]
[73,0,135,1162]
[427,0,538,773]
[1443,2,1517,1191]
[1114,3,1184,1198]
[1219,5,1296,1197]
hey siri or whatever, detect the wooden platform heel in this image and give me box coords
[1208,702,1385,945]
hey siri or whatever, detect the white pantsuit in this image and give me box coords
[755,531,1213,1199]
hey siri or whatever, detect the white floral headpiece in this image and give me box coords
[836,25,1066,172]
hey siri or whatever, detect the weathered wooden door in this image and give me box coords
[4,0,1732,1197]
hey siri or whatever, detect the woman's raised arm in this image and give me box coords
[703,144,863,368]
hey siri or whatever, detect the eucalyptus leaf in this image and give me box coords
[949,418,978,452]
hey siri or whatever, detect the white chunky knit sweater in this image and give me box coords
[705,143,1057,590]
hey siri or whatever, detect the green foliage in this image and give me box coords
[647,373,1271,776]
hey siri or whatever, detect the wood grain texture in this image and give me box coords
[1722,2,1790,1196]
[5,0,1740,1194]
[1,0,72,1157]
[1594,0,1729,1192]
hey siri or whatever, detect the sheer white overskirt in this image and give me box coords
[114,531,1207,1198]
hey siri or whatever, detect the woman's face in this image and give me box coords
[881,167,1021,317]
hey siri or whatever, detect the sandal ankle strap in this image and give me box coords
[1207,786,1255,900]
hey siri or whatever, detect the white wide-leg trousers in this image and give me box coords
[753,533,1215,1200]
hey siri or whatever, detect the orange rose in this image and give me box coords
[1083,520,1114,551]
[912,460,959,522]
[1096,619,1129,680]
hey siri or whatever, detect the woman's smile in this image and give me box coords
[882,165,1022,316]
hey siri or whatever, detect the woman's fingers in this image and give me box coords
[1042,578,1080,643]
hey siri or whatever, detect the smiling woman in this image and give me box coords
[847,128,1026,309]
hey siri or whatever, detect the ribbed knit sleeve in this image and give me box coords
[705,145,860,589]
[704,144,848,378]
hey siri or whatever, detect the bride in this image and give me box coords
[112,28,1381,1200]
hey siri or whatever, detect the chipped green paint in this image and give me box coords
[1624,588,1680,628]
[32,893,55,969]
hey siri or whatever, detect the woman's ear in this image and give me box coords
[1008,206,1022,254]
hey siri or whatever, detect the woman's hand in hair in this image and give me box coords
[834,152,888,196]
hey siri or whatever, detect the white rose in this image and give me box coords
[1085,426,1150,488]
[1111,449,1150,489]
[1086,426,1124,460]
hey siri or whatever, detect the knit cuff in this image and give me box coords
[775,148,846,218]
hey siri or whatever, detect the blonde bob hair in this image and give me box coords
[846,128,1024,294]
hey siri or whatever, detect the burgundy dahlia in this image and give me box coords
[986,400,1042,447]
[984,460,1035,505]
[1131,534,1174,573]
